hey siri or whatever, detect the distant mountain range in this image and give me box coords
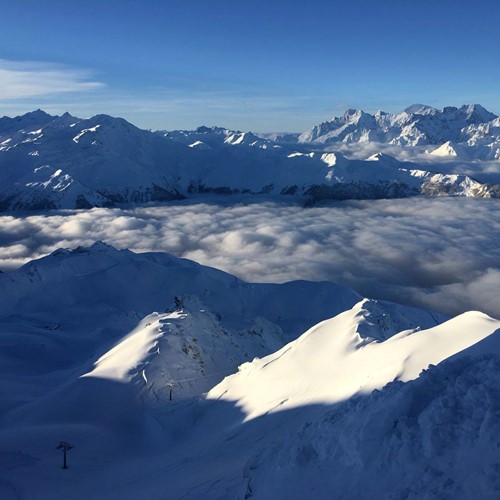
[0,105,499,210]
[297,104,500,158]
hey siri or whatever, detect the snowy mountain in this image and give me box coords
[208,299,497,420]
[0,109,55,134]
[0,242,434,428]
[0,243,498,499]
[242,330,500,500]
[0,241,362,340]
[430,140,464,158]
[461,116,500,160]
[161,125,272,149]
[298,104,500,160]
[0,111,189,209]
[0,109,498,211]
[298,104,498,146]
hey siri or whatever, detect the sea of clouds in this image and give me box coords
[0,196,499,319]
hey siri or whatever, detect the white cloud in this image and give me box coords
[0,197,498,319]
[0,59,104,100]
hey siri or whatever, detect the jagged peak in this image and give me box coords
[459,103,497,121]
[341,108,367,121]
[0,108,56,123]
[344,108,364,116]
[367,152,399,163]
[24,109,54,118]
[49,241,121,258]
[81,113,140,131]
[223,131,262,145]
[404,104,437,115]
[430,140,460,157]
[195,125,232,134]
[461,103,490,113]
[88,240,117,251]
[300,103,500,146]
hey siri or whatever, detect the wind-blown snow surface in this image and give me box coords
[208,300,497,420]
[1,197,499,319]
[0,244,498,499]
[242,332,500,500]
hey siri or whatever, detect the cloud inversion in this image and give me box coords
[0,196,498,319]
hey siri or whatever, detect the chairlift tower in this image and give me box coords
[166,381,175,400]
[56,441,74,469]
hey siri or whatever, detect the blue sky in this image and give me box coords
[1,0,499,131]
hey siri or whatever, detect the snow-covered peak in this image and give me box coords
[367,152,399,163]
[77,240,118,253]
[223,131,262,146]
[3,242,362,341]
[460,103,497,123]
[298,108,378,144]
[300,103,499,147]
[245,327,500,500]
[82,296,286,401]
[195,125,229,134]
[208,300,498,420]
[0,109,56,135]
[0,242,498,498]
[430,140,460,157]
[342,108,365,120]
[404,104,438,115]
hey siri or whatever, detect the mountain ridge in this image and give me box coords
[298,103,499,151]
[0,107,499,211]
[0,242,498,499]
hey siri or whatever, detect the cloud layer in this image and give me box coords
[0,196,499,319]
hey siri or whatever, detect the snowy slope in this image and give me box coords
[0,242,363,422]
[244,329,500,500]
[0,241,361,341]
[207,299,499,420]
[0,241,364,436]
[0,243,362,496]
[83,296,285,402]
[0,244,498,499]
